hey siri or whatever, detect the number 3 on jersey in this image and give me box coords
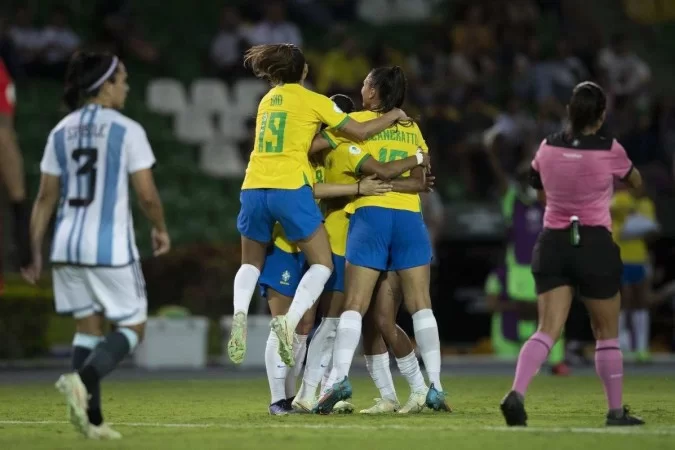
[69,147,98,207]
[257,111,287,153]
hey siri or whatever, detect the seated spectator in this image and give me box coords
[8,6,43,75]
[315,33,369,96]
[247,1,302,47]
[39,6,81,79]
[94,0,160,64]
[209,6,249,84]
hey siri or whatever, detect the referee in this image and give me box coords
[500,82,645,427]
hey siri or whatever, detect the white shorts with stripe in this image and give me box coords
[52,263,147,326]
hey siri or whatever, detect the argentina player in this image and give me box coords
[22,51,170,439]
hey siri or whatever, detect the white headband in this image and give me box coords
[86,56,119,92]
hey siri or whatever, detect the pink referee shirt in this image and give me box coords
[530,132,633,231]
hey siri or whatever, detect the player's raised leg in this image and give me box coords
[229,191,274,364]
[269,186,333,367]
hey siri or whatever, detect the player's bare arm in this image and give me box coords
[130,168,170,256]
[0,114,26,202]
[313,174,392,199]
[23,174,60,283]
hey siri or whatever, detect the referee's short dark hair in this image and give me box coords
[568,81,606,135]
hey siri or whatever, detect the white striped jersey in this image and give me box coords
[40,104,156,266]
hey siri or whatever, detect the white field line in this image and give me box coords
[1,420,674,436]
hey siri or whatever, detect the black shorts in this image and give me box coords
[531,226,622,299]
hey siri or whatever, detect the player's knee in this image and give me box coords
[297,312,315,335]
[123,322,146,344]
[374,315,396,342]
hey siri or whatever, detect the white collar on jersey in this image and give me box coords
[86,56,119,92]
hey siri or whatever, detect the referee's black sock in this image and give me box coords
[78,329,139,403]
[72,333,104,426]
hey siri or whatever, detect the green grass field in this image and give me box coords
[0,375,674,449]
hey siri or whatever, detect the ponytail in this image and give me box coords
[243,44,306,85]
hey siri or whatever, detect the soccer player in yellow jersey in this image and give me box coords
[611,187,659,362]
[313,67,451,414]
[229,44,408,367]
[262,149,392,415]
[257,94,427,415]
[291,94,431,414]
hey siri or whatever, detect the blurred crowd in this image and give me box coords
[203,0,673,201]
[1,0,673,202]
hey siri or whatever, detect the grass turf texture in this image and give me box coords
[0,375,673,449]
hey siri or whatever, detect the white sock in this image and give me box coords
[364,353,398,403]
[265,329,288,404]
[412,309,443,391]
[395,351,427,393]
[285,334,308,398]
[321,367,338,396]
[634,309,650,352]
[286,264,332,330]
[233,264,260,315]
[297,318,338,402]
[333,310,362,380]
[619,311,631,351]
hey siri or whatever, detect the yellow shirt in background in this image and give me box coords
[611,191,655,264]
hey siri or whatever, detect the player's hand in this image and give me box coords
[392,108,411,122]
[152,228,171,256]
[20,253,42,285]
[423,175,436,192]
[359,174,392,196]
[416,148,431,167]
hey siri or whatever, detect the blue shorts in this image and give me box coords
[237,186,323,243]
[622,263,647,285]
[346,206,432,271]
[259,245,306,299]
[324,254,346,293]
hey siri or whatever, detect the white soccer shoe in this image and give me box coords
[359,398,400,414]
[88,423,122,440]
[333,401,354,414]
[55,373,90,437]
[291,397,315,413]
[270,315,295,366]
[227,311,248,364]
[398,390,428,414]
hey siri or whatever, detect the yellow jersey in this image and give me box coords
[241,83,349,190]
[323,110,427,213]
[272,165,326,253]
[322,141,372,256]
[611,191,655,264]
